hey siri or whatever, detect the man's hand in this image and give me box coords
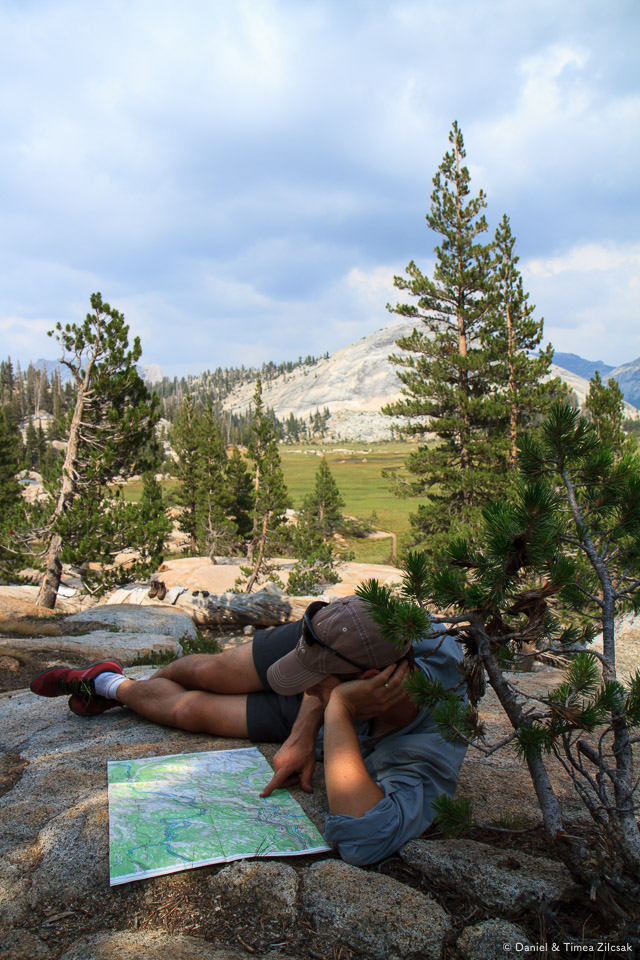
[260,692,325,797]
[260,738,317,796]
[330,661,410,721]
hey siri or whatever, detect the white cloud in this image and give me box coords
[523,242,640,363]
[527,243,640,278]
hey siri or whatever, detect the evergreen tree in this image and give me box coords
[136,472,172,574]
[384,122,498,549]
[245,378,289,592]
[172,395,201,554]
[287,490,341,596]
[55,476,169,596]
[225,446,253,544]
[196,400,236,557]
[308,457,345,539]
[285,412,300,443]
[36,423,47,472]
[0,409,22,512]
[585,370,626,454]
[36,293,158,607]
[24,418,39,470]
[485,214,556,466]
[0,358,14,403]
[0,409,24,580]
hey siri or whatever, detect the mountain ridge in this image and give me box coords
[546,352,615,380]
[31,334,640,443]
[220,323,639,442]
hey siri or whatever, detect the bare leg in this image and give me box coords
[115,677,250,738]
[150,642,263,694]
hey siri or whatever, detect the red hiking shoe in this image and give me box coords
[30,660,123,704]
[68,693,122,716]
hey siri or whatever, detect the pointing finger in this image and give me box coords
[260,768,295,797]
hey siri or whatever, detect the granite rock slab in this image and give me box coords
[0,631,182,666]
[66,602,196,639]
[301,859,452,960]
[401,838,577,913]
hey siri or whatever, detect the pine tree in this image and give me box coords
[244,378,289,592]
[308,457,345,539]
[24,418,39,470]
[384,122,498,549]
[195,400,235,557]
[172,395,201,554]
[36,293,158,607]
[585,371,626,454]
[0,358,15,403]
[0,410,21,509]
[225,446,253,544]
[0,409,24,580]
[485,213,556,466]
[136,472,172,574]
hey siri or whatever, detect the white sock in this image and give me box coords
[94,672,128,700]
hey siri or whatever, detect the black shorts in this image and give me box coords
[246,620,304,742]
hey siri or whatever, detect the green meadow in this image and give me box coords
[125,442,420,564]
[279,442,415,562]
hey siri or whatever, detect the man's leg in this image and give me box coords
[149,642,263,694]
[110,642,264,737]
[115,676,250,737]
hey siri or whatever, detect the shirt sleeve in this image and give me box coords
[322,731,467,866]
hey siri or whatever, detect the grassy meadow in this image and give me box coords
[126,441,420,564]
[280,443,414,562]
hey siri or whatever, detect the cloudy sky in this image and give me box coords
[1,0,638,377]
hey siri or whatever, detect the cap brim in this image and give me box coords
[266,649,328,696]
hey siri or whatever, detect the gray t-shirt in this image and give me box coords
[319,632,468,865]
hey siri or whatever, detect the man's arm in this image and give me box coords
[260,693,325,796]
[323,663,408,817]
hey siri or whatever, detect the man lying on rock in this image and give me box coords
[30,594,467,866]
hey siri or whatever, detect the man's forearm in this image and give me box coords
[290,692,325,743]
[323,697,384,818]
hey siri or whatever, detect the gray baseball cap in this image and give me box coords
[266,595,411,695]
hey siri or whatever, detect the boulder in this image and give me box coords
[0,631,182,667]
[105,584,188,606]
[66,603,196,639]
[0,586,93,620]
[208,860,300,922]
[103,557,403,603]
[400,838,576,913]
[457,919,535,959]
[300,859,452,960]
[57,930,249,960]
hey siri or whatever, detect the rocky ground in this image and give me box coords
[1,580,639,960]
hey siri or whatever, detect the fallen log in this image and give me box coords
[174,588,311,628]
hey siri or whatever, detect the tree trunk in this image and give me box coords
[506,302,519,468]
[35,534,63,608]
[245,513,269,593]
[472,622,565,838]
[35,333,98,608]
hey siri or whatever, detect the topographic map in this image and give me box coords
[108,747,330,885]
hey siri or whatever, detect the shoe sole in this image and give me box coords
[68,694,122,716]
[30,660,123,697]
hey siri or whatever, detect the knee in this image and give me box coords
[168,694,203,733]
